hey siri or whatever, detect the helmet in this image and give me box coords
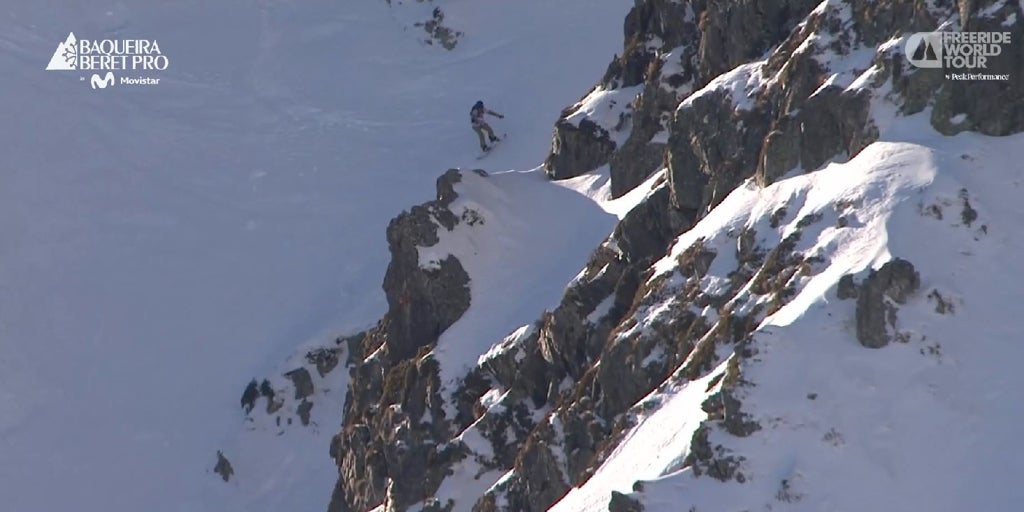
[474,100,484,108]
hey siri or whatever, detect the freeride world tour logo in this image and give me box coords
[45,32,168,90]
[905,31,1012,81]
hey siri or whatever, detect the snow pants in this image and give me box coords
[473,123,496,149]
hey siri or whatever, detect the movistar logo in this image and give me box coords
[90,72,115,89]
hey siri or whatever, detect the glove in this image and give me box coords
[498,114,505,119]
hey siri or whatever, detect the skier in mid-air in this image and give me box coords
[470,100,504,152]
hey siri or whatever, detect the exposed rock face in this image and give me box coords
[856,258,921,348]
[381,169,471,362]
[837,274,859,300]
[667,0,947,212]
[214,451,234,482]
[608,491,644,512]
[286,367,314,400]
[546,0,822,194]
[545,118,617,180]
[326,0,1024,510]
[415,7,462,50]
[241,379,259,413]
[328,170,479,512]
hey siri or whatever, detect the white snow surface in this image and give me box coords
[0,0,630,511]
[419,169,614,388]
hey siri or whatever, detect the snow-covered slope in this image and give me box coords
[420,170,615,388]
[6,0,1024,510]
[0,1,630,510]
[321,0,1024,508]
[552,116,1024,510]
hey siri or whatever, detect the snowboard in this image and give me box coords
[476,134,507,160]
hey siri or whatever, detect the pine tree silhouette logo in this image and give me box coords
[906,32,943,69]
[45,32,78,70]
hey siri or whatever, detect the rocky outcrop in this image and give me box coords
[546,0,822,194]
[668,0,952,212]
[381,169,471,362]
[328,170,482,512]
[471,196,833,509]
[545,118,617,180]
[416,7,462,50]
[609,491,644,512]
[285,367,314,400]
[854,258,921,348]
[326,0,1024,510]
[214,451,234,482]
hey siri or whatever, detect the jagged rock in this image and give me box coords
[241,379,258,414]
[959,188,978,226]
[259,379,280,414]
[928,289,955,315]
[307,347,341,377]
[615,183,692,261]
[837,274,859,300]
[340,331,367,366]
[328,169,480,511]
[479,324,540,391]
[758,120,802,187]
[334,347,452,509]
[213,450,234,482]
[327,482,349,512]
[600,0,822,197]
[685,425,747,482]
[702,358,760,437]
[472,398,540,469]
[609,138,666,198]
[552,403,597,480]
[374,370,466,512]
[334,422,387,510]
[796,87,877,175]
[297,399,313,426]
[451,367,493,431]
[497,422,571,512]
[285,367,314,400]
[415,7,462,50]
[600,0,696,196]
[609,491,644,512]
[669,84,771,212]
[696,0,818,83]
[855,258,921,348]
[335,350,460,509]
[382,169,471,362]
[605,73,676,197]
[545,118,616,180]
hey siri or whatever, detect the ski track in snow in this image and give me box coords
[0,0,631,511]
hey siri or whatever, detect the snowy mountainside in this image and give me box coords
[326,0,1024,510]
[555,127,1024,511]
[4,0,1024,510]
[0,0,631,511]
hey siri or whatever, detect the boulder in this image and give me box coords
[855,258,921,348]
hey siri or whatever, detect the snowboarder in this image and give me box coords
[470,100,504,152]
